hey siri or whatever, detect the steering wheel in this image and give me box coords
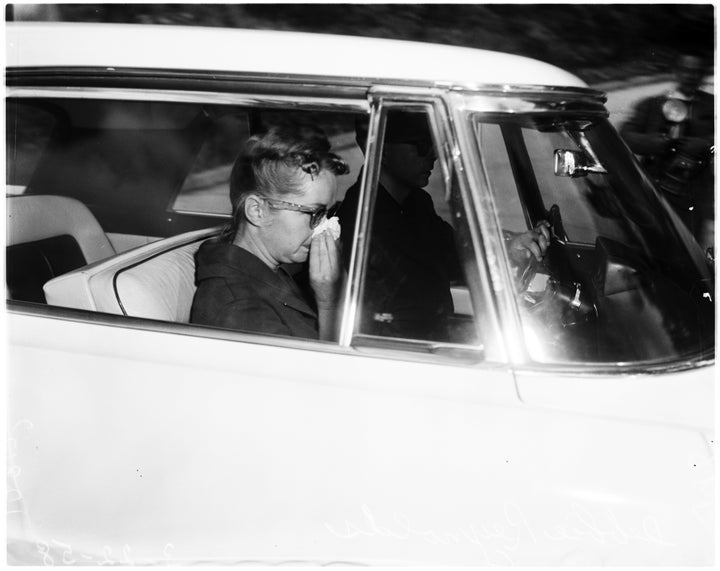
[514,214,597,331]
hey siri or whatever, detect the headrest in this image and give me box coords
[44,227,221,322]
[7,194,115,263]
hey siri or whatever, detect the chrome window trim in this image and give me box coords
[5,301,478,369]
[449,93,609,116]
[510,355,716,375]
[8,301,711,375]
[6,65,607,100]
[426,96,502,360]
[441,92,525,365]
[6,86,370,111]
[7,300,354,356]
[337,100,383,348]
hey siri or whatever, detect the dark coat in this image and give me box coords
[190,240,318,339]
[620,89,714,234]
[620,90,714,177]
[338,178,462,341]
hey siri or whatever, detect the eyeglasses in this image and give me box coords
[262,198,340,229]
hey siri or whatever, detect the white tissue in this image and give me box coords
[312,216,341,240]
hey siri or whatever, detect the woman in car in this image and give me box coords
[190,123,349,340]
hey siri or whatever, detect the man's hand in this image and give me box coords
[507,221,551,264]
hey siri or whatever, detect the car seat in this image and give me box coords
[6,194,116,303]
[43,226,220,322]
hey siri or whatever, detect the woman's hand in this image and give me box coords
[507,221,551,264]
[309,230,342,308]
[309,231,343,342]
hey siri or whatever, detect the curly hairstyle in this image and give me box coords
[220,123,349,242]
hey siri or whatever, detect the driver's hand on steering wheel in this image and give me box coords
[507,221,551,264]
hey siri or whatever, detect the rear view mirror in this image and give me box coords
[554,149,607,177]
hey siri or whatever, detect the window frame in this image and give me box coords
[340,89,506,363]
[6,80,502,367]
[457,102,715,374]
[6,86,371,237]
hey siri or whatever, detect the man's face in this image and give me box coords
[381,137,437,189]
[676,55,705,96]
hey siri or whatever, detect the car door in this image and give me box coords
[7,82,524,566]
[449,93,714,565]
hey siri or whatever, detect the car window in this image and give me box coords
[346,107,483,351]
[6,93,371,343]
[7,97,365,235]
[10,98,212,237]
[7,93,490,360]
[472,112,714,365]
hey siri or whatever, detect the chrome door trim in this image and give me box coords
[6,86,370,111]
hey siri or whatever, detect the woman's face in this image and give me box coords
[261,169,338,265]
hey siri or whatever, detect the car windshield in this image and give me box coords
[471,113,714,365]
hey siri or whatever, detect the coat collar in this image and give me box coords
[195,240,316,317]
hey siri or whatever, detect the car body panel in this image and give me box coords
[514,366,714,431]
[7,311,713,565]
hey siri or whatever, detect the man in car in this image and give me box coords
[620,54,714,250]
[338,111,549,341]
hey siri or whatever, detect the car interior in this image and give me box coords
[6,96,476,335]
[6,194,116,303]
[6,94,714,363]
[41,226,220,322]
[8,98,467,337]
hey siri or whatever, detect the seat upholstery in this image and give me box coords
[6,194,116,302]
[43,227,220,322]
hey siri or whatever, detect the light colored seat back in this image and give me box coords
[7,194,115,263]
[44,227,220,322]
[114,242,201,322]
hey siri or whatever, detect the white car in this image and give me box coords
[6,22,714,565]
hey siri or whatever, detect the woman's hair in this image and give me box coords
[221,123,349,242]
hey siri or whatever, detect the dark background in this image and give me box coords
[7,3,715,85]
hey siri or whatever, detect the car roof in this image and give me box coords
[6,22,588,89]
